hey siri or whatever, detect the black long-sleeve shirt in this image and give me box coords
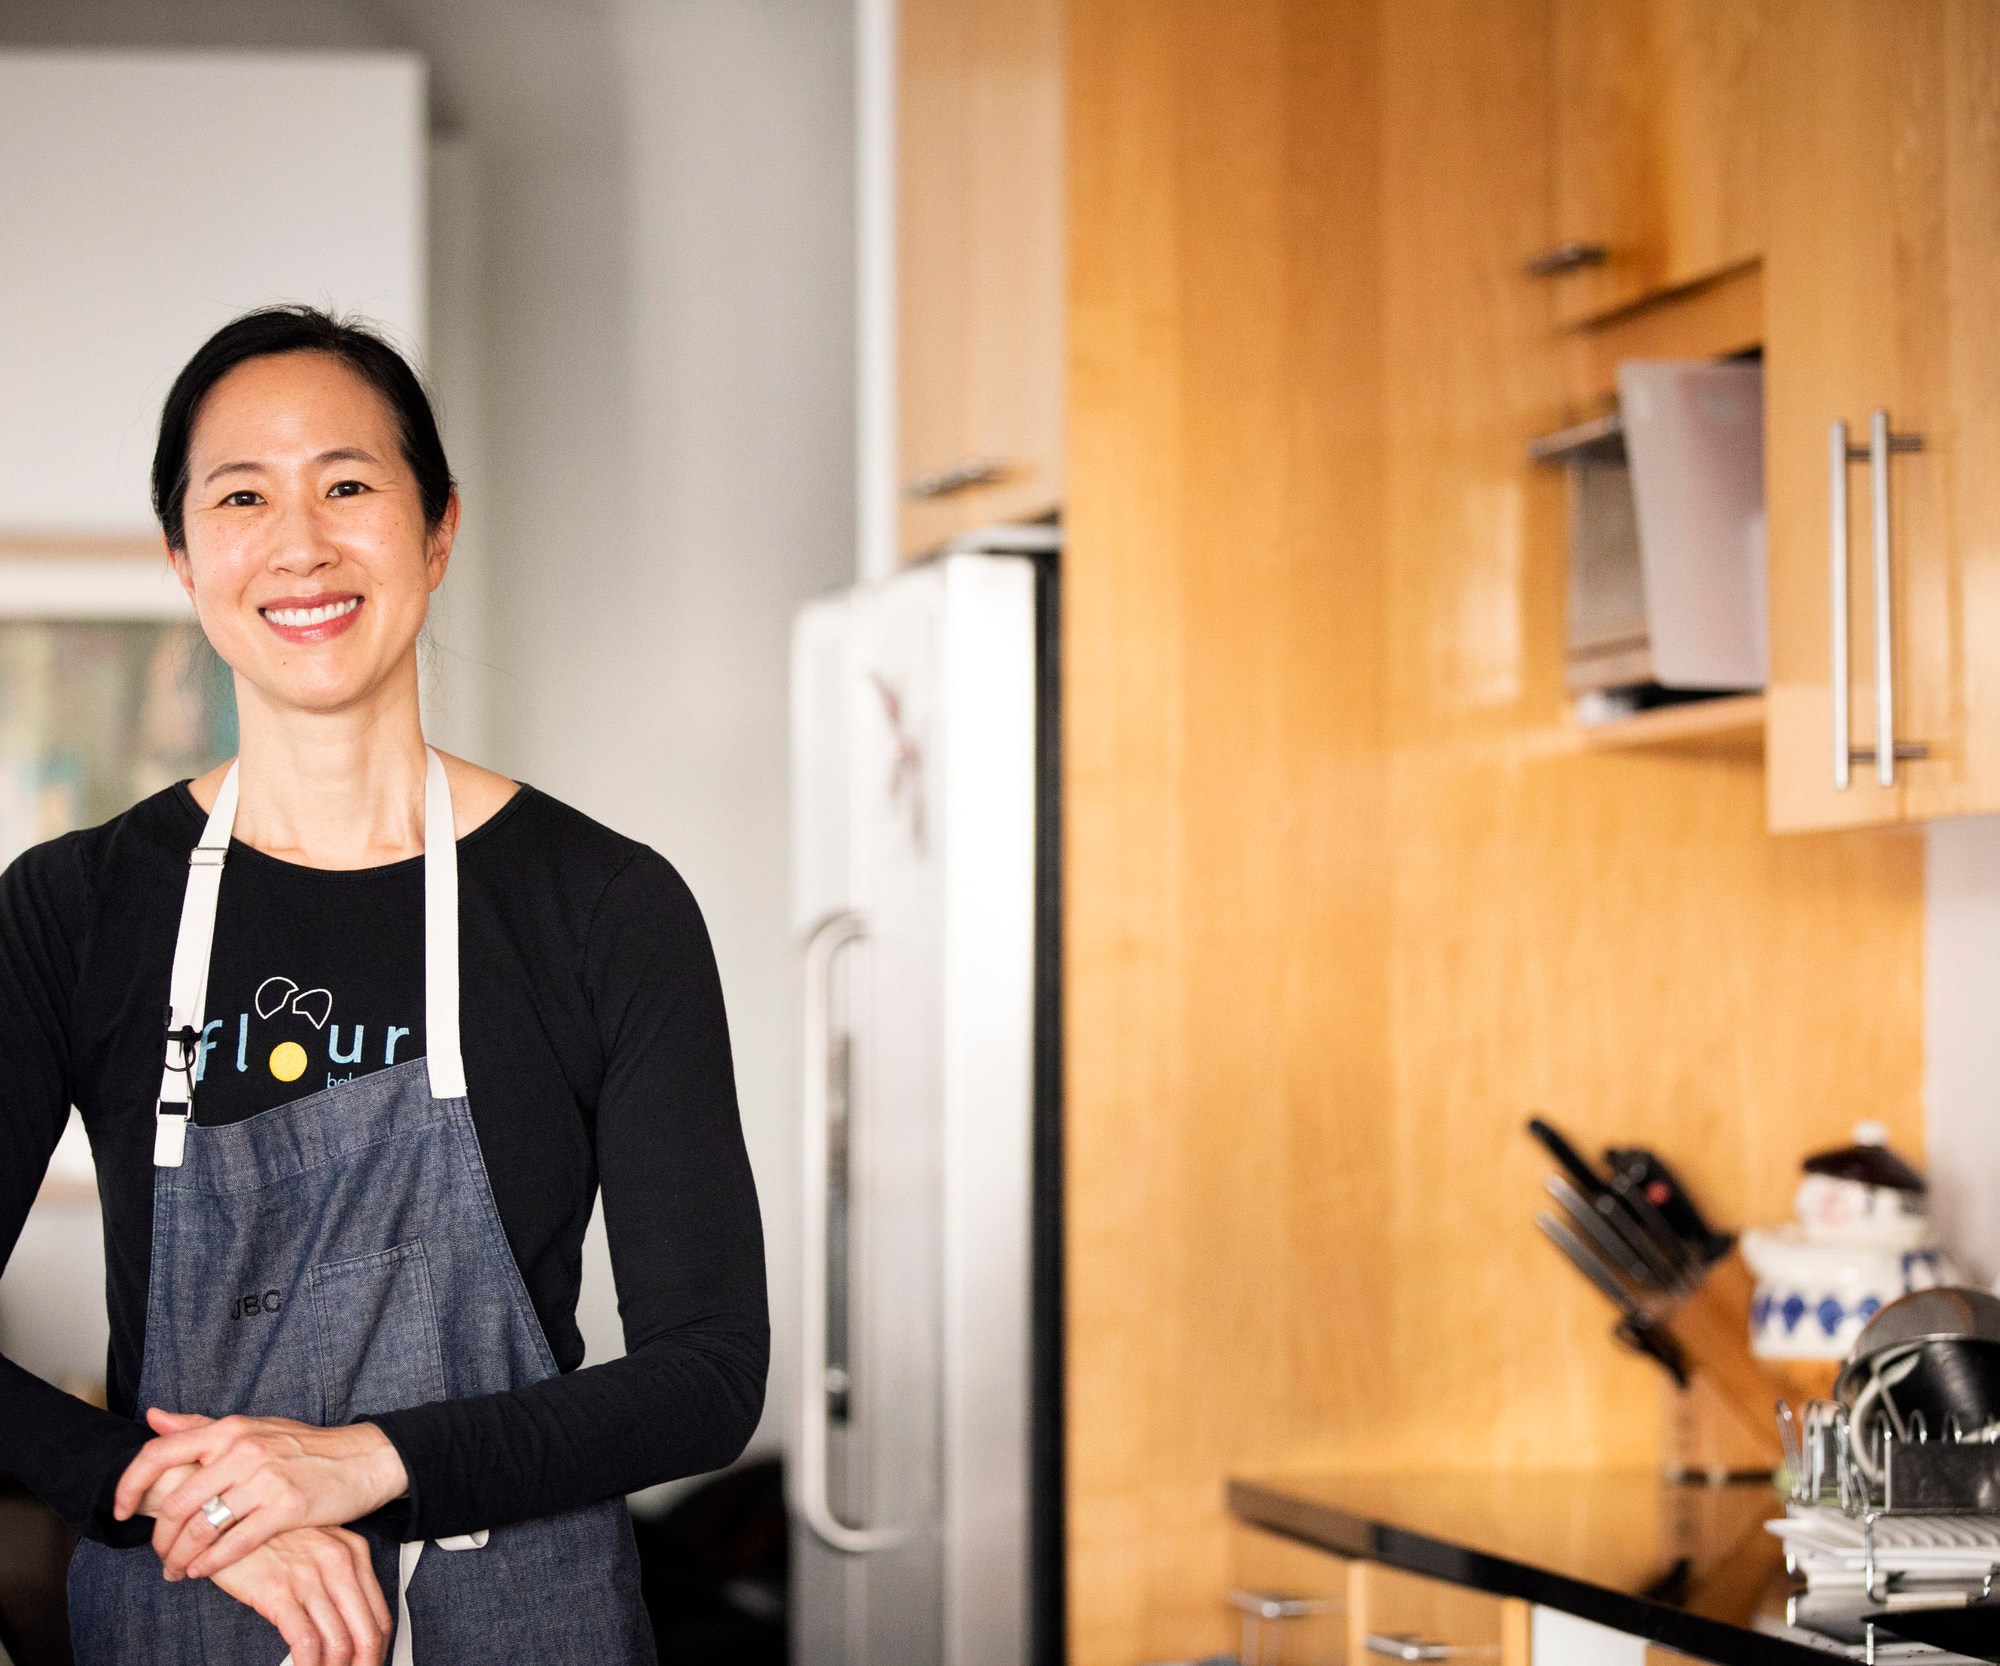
[0,782,768,1546]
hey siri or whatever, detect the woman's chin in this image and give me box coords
[236,657,415,720]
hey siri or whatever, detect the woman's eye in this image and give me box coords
[220,490,263,508]
[327,479,371,499]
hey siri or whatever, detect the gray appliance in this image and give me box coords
[789,546,1061,1666]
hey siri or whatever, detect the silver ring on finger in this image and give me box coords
[200,1495,234,1531]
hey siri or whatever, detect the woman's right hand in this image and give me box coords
[206,1525,392,1666]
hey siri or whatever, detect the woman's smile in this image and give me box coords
[257,593,363,644]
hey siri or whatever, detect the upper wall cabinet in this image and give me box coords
[0,51,425,540]
[1536,0,1762,325]
[1763,0,2000,832]
[895,0,1063,561]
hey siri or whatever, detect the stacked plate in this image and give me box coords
[1769,1505,2000,1606]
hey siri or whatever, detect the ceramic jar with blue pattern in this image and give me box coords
[1741,1122,1955,1361]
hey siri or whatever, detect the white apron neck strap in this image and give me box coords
[154,751,466,1167]
[155,763,241,1166]
[423,748,467,1100]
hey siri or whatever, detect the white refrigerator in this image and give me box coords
[789,549,1062,1666]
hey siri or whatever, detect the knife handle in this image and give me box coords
[1527,1116,1607,1193]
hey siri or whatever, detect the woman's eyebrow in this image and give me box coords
[200,447,381,487]
[201,459,265,486]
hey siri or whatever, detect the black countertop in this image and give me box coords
[1227,1470,1996,1664]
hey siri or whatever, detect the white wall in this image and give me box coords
[0,0,857,1482]
[0,48,425,536]
[1925,816,2000,1283]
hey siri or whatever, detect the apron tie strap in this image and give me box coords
[271,1531,488,1666]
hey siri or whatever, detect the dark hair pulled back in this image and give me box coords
[151,305,454,550]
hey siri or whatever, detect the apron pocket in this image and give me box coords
[308,1239,448,1424]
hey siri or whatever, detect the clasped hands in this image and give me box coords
[114,1409,410,1666]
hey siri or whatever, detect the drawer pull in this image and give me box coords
[1521,240,1608,278]
[1364,1633,1497,1661]
[1226,1588,1340,1623]
[1229,1587,1340,1666]
[904,457,1009,499]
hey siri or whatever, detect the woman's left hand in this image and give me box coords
[114,1408,410,1581]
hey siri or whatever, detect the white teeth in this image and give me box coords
[262,597,361,628]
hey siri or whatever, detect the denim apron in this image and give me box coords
[69,751,655,1665]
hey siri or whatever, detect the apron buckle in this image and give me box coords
[152,1106,189,1168]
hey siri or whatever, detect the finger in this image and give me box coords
[152,1444,266,1561]
[340,1532,393,1637]
[269,1595,322,1666]
[302,1588,355,1666]
[146,1407,216,1435]
[319,1542,386,1666]
[185,1496,292,1582]
[117,1424,234,1519]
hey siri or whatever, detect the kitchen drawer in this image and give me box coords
[1349,1562,1530,1665]
[1227,1524,1350,1665]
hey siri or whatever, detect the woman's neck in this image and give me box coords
[213,671,431,870]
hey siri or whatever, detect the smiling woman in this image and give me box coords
[0,308,768,1666]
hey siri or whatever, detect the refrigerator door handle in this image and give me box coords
[796,908,906,1556]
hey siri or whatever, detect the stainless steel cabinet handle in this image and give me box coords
[1829,412,1927,790]
[1522,240,1608,278]
[1226,1590,1340,1622]
[1363,1635,1497,1662]
[1829,419,1852,790]
[795,909,903,1556]
[904,456,1008,500]
[1229,1588,1340,1666]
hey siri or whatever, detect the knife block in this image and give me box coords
[1660,1251,1800,1478]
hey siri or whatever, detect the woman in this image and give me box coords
[0,307,768,1664]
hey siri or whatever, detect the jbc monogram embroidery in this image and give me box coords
[228,1289,283,1321]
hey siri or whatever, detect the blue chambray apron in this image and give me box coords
[69,751,655,1665]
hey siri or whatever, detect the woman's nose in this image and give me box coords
[267,499,338,574]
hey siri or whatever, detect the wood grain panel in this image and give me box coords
[1228,1525,1350,1665]
[1763,0,2000,829]
[1548,0,1763,325]
[897,0,1065,557]
[1066,0,1387,1658]
[1064,2,1926,1662]
[1347,1562,1512,1662]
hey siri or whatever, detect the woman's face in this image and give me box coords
[170,350,456,719]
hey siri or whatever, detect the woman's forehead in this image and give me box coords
[189,351,399,462]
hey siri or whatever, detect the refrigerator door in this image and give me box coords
[789,555,1036,1666]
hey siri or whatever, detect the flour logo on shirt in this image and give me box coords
[189,973,417,1092]
[253,976,332,1082]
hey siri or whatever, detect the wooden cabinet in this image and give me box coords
[1762,1,2000,831]
[1227,1526,1351,1665]
[1348,1563,1529,1666]
[1540,0,1762,325]
[895,0,1064,561]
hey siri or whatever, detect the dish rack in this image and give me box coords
[1771,1399,2000,1610]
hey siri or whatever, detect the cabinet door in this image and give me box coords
[896,0,1064,560]
[1542,0,1762,325]
[1227,1525,1351,1665]
[1349,1562,1529,1666]
[1763,0,2000,830]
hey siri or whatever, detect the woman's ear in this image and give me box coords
[426,491,462,591]
[166,539,195,605]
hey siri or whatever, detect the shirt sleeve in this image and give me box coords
[0,835,154,1547]
[370,849,769,1537]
